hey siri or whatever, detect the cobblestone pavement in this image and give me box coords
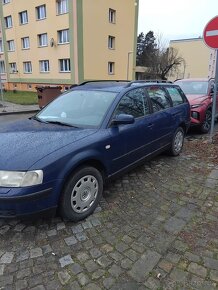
[0,141,218,290]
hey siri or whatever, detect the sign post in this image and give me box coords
[203,16,218,142]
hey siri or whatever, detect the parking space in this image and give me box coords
[0,139,218,290]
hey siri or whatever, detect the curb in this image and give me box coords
[0,109,39,116]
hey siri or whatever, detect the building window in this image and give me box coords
[38,33,48,47]
[108,62,115,74]
[109,9,116,23]
[0,39,3,53]
[58,29,69,44]
[3,0,10,4]
[7,40,15,51]
[21,37,30,49]
[28,84,32,89]
[36,5,46,20]
[5,15,12,28]
[57,0,68,15]
[9,62,17,73]
[23,61,32,73]
[59,59,70,72]
[39,60,50,72]
[108,36,115,49]
[19,10,28,25]
[0,61,5,73]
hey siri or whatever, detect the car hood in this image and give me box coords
[0,119,97,171]
[186,94,209,105]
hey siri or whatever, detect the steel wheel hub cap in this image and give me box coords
[71,175,98,213]
[174,131,183,153]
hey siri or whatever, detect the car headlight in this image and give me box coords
[191,104,203,109]
[0,170,43,187]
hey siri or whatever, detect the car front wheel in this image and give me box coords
[60,166,103,221]
[200,109,212,133]
[168,127,185,156]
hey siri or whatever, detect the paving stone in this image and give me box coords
[30,286,46,290]
[16,250,29,262]
[90,218,101,227]
[76,232,87,241]
[58,270,71,285]
[97,255,113,268]
[128,250,161,282]
[92,269,106,280]
[108,264,123,278]
[77,273,89,286]
[0,264,4,275]
[90,248,102,258]
[210,269,218,282]
[83,283,102,290]
[30,248,43,259]
[72,225,83,234]
[65,236,78,246]
[59,255,74,268]
[115,242,129,253]
[17,267,31,279]
[188,262,207,278]
[158,259,173,273]
[109,251,124,262]
[41,244,52,254]
[82,221,93,229]
[103,277,116,289]
[101,244,114,253]
[166,252,181,264]
[69,263,83,275]
[15,279,28,290]
[14,224,26,232]
[121,257,133,269]
[184,251,201,263]
[124,249,139,262]
[0,274,13,286]
[164,217,186,234]
[68,280,81,290]
[203,257,218,270]
[84,260,99,272]
[169,268,189,282]
[57,222,66,230]
[76,252,89,263]
[173,240,188,252]
[0,252,14,264]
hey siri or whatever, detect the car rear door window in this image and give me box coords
[146,86,171,112]
[115,88,149,118]
[166,87,184,106]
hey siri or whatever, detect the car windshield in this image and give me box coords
[176,81,208,95]
[36,89,117,128]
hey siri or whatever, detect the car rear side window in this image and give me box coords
[115,88,149,118]
[166,87,184,106]
[146,86,171,112]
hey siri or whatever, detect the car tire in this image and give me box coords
[168,127,185,156]
[200,109,212,133]
[60,166,103,221]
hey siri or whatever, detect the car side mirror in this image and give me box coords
[111,114,135,126]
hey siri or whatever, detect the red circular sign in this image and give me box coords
[203,16,218,49]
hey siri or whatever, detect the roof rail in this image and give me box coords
[125,80,173,87]
[79,80,129,86]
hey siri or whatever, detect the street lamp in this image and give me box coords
[127,51,133,81]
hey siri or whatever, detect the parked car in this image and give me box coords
[0,81,190,221]
[174,78,218,133]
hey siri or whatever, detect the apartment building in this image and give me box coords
[0,0,138,91]
[169,37,216,80]
[0,19,6,87]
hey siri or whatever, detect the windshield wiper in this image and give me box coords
[30,116,48,123]
[45,120,79,128]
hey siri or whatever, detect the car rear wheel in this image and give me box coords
[168,127,185,156]
[200,109,212,133]
[60,166,103,221]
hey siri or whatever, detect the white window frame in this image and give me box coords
[109,9,116,23]
[9,62,17,74]
[0,39,4,53]
[3,0,10,4]
[7,40,15,51]
[0,61,5,74]
[19,10,28,25]
[39,60,50,72]
[108,35,115,49]
[38,33,48,47]
[58,29,69,44]
[23,61,32,73]
[108,62,115,75]
[5,15,12,28]
[21,37,30,49]
[57,0,68,15]
[36,5,46,20]
[59,59,71,72]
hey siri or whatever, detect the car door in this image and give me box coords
[145,86,174,149]
[106,88,155,174]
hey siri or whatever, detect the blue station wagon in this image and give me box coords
[0,81,190,221]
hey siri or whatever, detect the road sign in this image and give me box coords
[203,16,218,49]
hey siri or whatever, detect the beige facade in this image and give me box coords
[169,38,216,80]
[0,0,138,91]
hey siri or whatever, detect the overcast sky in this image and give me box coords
[137,0,218,42]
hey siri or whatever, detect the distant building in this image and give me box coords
[0,0,138,91]
[169,37,216,80]
[0,21,7,88]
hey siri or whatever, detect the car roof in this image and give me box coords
[73,80,176,93]
[175,78,213,82]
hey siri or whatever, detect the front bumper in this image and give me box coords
[0,181,61,219]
